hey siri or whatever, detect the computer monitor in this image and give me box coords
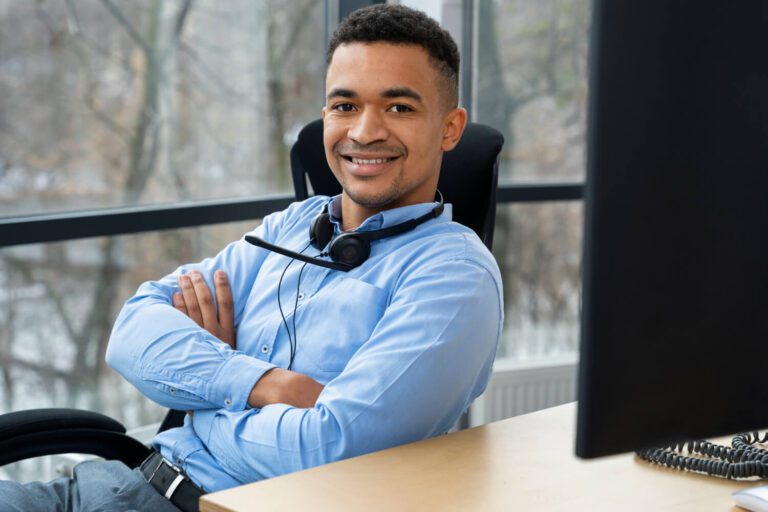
[576,0,768,458]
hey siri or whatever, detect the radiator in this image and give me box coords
[469,357,578,427]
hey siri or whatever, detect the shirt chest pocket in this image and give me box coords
[296,278,388,374]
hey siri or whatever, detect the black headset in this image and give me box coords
[245,191,444,271]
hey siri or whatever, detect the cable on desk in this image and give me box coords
[637,432,768,479]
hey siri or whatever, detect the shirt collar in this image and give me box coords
[326,194,452,233]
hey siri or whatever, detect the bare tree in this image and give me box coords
[478,0,591,357]
[0,0,323,422]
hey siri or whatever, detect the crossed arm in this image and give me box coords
[171,269,323,409]
[107,228,502,481]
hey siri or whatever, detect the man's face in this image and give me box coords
[322,42,465,219]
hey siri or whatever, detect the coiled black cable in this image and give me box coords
[637,432,768,479]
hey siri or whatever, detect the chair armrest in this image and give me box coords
[0,408,151,468]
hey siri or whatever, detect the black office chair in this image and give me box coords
[0,119,503,470]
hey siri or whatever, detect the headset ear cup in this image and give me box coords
[329,234,370,269]
[309,213,334,250]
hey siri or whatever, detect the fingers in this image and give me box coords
[172,292,188,316]
[178,273,204,326]
[189,270,218,328]
[214,271,234,334]
[177,270,236,348]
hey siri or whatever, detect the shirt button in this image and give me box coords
[169,387,176,394]
[297,292,305,301]
[261,345,269,354]
[224,398,232,407]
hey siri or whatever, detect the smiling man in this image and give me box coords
[0,5,503,512]
[323,40,466,228]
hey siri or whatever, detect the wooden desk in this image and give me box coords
[201,403,756,511]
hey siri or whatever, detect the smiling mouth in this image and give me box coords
[343,156,399,165]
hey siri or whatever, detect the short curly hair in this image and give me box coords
[327,4,460,108]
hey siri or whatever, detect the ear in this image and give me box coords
[441,107,468,152]
[321,105,327,121]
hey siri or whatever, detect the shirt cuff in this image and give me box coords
[209,354,276,411]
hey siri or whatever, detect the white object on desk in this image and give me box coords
[734,486,768,512]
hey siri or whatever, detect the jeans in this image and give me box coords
[0,459,182,512]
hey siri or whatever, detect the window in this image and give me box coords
[474,0,591,360]
[494,202,583,360]
[0,0,325,216]
[473,0,591,184]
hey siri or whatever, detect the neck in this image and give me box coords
[339,195,377,232]
[339,191,437,232]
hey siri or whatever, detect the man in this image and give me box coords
[0,5,502,511]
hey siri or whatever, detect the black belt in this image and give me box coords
[139,451,205,512]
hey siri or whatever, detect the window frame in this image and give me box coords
[0,183,582,247]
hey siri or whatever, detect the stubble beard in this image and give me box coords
[342,172,405,210]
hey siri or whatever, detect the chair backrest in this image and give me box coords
[290,119,504,249]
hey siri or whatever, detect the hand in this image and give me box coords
[248,368,325,409]
[174,269,325,409]
[173,270,236,349]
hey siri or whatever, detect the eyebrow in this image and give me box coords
[327,88,356,100]
[326,87,423,103]
[381,87,423,102]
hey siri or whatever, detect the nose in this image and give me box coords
[347,108,389,145]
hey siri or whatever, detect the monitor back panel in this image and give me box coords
[576,0,768,458]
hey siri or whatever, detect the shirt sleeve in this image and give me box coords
[191,256,503,482]
[105,217,283,412]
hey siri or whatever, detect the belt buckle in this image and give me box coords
[150,456,188,500]
[162,457,184,475]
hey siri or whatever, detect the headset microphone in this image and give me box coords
[244,235,354,271]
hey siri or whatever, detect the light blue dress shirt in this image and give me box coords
[107,195,503,492]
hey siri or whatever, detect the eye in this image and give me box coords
[332,103,356,112]
[388,104,414,113]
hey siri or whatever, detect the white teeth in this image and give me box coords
[351,157,391,165]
